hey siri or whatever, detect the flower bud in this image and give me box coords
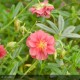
[20,25,27,35]
[60,49,66,58]
[7,42,17,48]
[14,18,21,32]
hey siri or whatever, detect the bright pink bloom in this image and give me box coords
[29,0,54,18]
[26,30,55,60]
[0,45,6,58]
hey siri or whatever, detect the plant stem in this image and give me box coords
[21,60,38,79]
[51,13,55,23]
[17,21,36,45]
[17,33,29,44]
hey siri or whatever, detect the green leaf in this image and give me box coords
[36,23,56,34]
[46,20,59,34]
[59,11,70,17]
[74,25,80,32]
[12,2,23,18]
[9,62,18,75]
[58,15,64,33]
[47,63,62,74]
[48,63,60,68]
[62,33,80,38]
[12,45,23,59]
[62,26,75,34]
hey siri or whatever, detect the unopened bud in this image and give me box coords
[60,49,66,58]
[20,24,27,35]
[14,18,21,32]
[7,42,17,48]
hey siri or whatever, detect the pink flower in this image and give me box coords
[0,45,6,58]
[26,30,55,60]
[29,0,54,18]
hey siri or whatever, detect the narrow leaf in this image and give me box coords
[9,62,18,75]
[62,33,80,38]
[58,15,64,33]
[59,11,70,17]
[12,45,23,59]
[62,26,75,34]
[12,2,23,18]
[74,25,80,32]
[46,20,59,34]
[36,23,56,34]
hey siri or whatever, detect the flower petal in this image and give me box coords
[47,35,55,45]
[29,48,39,56]
[30,32,38,42]
[47,45,55,54]
[0,45,6,58]
[26,37,36,47]
[36,52,48,60]
[37,30,47,40]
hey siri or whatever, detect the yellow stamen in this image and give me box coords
[37,41,46,50]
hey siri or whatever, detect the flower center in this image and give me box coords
[37,40,46,50]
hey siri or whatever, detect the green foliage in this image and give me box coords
[0,0,80,79]
[36,15,80,38]
[58,15,64,33]
[12,2,23,18]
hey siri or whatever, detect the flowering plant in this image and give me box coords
[0,0,80,79]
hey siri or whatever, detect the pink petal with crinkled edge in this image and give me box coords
[26,37,36,47]
[45,10,50,15]
[35,9,43,14]
[36,30,47,40]
[29,48,39,56]
[29,32,38,42]
[27,40,36,47]
[29,7,36,14]
[46,6,54,11]
[36,10,44,17]
[0,45,6,58]
[26,37,30,47]
[36,51,48,60]
[47,35,55,45]
[47,45,55,54]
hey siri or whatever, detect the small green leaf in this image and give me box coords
[9,62,18,75]
[12,45,23,59]
[46,20,59,34]
[62,26,75,34]
[59,11,70,17]
[62,33,80,38]
[74,25,80,32]
[12,2,23,18]
[58,15,64,33]
[36,23,56,34]
[47,63,62,74]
